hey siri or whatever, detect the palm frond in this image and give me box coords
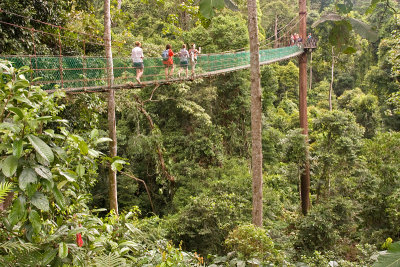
[0,182,13,204]
[92,253,127,267]
[312,13,343,27]
[312,13,378,42]
[348,17,379,42]
[0,240,38,255]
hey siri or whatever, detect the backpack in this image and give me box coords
[162,50,169,61]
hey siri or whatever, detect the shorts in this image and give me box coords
[133,62,144,69]
[180,61,188,67]
[163,61,173,67]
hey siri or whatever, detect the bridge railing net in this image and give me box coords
[1,46,303,91]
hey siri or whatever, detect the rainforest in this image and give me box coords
[0,0,400,265]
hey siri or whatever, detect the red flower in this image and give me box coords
[76,233,83,247]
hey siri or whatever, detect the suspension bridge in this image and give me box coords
[0,9,316,93]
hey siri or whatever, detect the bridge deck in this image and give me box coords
[1,45,304,93]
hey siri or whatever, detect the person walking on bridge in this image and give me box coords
[178,44,189,79]
[162,44,175,80]
[131,41,144,84]
[189,43,200,78]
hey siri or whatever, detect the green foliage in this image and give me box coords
[338,88,381,138]
[225,224,282,264]
[165,158,252,255]
[0,182,12,203]
[310,109,364,198]
[295,198,359,255]
[373,241,400,267]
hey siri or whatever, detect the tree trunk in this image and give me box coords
[329,46,334,111]
[104,0,118,214]
[0,192,14,211]
[247,0,263,227]
[309,52,313,91]
[299,0,310,215]
[274,15,278,48]
[117,0,122,10]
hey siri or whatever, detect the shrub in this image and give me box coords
[225,224,283,264]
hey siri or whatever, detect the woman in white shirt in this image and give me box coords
[131,41,144,84]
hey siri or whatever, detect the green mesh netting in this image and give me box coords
[1,46,303,91]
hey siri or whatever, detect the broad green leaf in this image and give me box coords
[41,248,57,265]
[57,180,68,190]
[111,160,126,172]
[76,164,85,177]
[199,0,225,19]
[41,178,54,191]
[53,186,65,210]
[78,140,89,155]
[2,155,18,177]
[53,146,67,161]
[36,116,53,121]
[58,242,68,259]
[8,107,24,119]
[13,140,23,158]
[94,137,112,145]
[29,210,41,233]
[31,192,49,211]
[91,129,99,140]
[0,62,10,73]
[12,80,30,90]
[34,165,52,181]
[19,168,38,190]
[27,135,54,163]
[13,96,33,106]
[8,196,25,227]
[59,170,77,182]
[0,122,21,133]
[36,150,50,166]
[373,242,400,267]
[88,149,101,158]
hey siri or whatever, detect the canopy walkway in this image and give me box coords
[1,44,312,93]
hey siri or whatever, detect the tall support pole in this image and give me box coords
[299,0,310,215]
[104,0,118,214]
[248,0,263,226]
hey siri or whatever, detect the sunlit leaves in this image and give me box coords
[199,0,225,19]
[58,242,68,259]
[31,192,49,211]
[373,242,400,267]
[2,155,18,177]
[27,135,54,164]
[19,168,38,190]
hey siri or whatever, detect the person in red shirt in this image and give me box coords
[162,44,175,80]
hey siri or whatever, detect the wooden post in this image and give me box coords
[299,0,310,215]
[104,0,118,214]
[248,0,263,227]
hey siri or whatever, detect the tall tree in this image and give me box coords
[247,0,263,226]
[298,0,310,215]
[104,0,118,214]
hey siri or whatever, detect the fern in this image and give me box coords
[0,241,40,267]
[0,182,13,204]
[92,253,127,267]
[0,240,38,255]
